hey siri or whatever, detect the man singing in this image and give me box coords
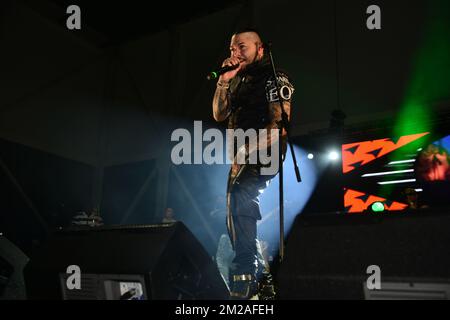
[212,28,294,299]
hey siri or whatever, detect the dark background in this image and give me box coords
[1,0,449,255]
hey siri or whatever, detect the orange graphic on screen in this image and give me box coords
[342,132,429,173]
[344,188,408,213]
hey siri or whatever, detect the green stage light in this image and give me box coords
[394,0,450,138]
[370,201,385,213]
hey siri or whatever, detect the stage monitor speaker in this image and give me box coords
[277,208,450,299]
[0,235,29,300]
[24,222,229,300]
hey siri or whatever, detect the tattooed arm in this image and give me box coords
[212,56,241,122]
[212,81,232,122]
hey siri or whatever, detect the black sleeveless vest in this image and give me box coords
[228,59,273,131]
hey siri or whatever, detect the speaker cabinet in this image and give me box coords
[24,222,229,300]
[277,209,450,299]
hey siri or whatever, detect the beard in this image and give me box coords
[239,52,261,71]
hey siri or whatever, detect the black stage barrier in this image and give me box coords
[277,208,450,299]
[24,222,229,300]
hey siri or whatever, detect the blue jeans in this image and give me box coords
[226,164,275,277]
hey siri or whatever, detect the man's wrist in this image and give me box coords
[216,80,230,89]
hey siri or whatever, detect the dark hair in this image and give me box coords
[232,28,266,53]
[233,27,265,42]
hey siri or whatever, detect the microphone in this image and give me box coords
[206,63,239,80]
